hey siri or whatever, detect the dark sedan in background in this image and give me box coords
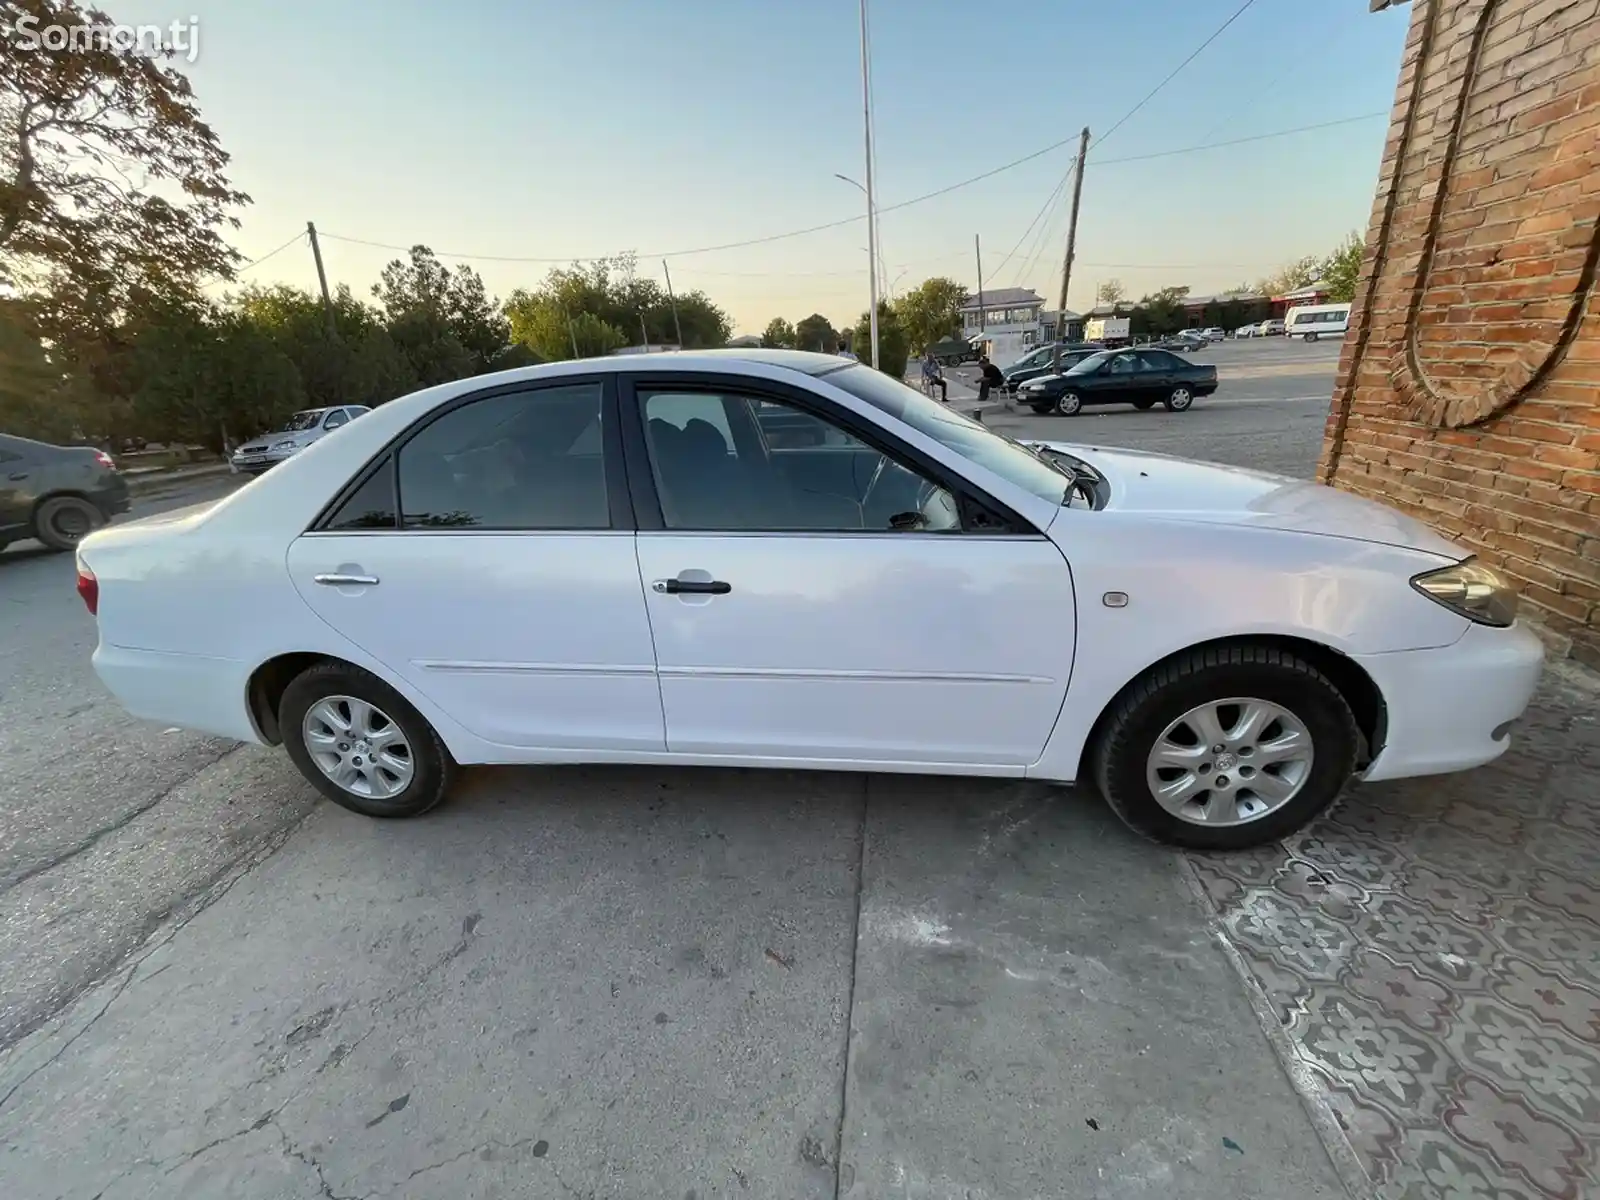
[1001,342,1103,393]
[0,434,130,552]
[1014,348,1219,415]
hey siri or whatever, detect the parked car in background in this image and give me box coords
[1285,303,1352,342]
[1155,331,1208,353]
[1259,318,1286,336]
[1232,323,1260,338]
[76,348,1544,851]
[1201,327,1226,342]
[0,433,130,552]
[1002,343,1102,393]
[230,406,372,476]
[1016,347,1218,415]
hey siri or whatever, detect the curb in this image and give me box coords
[125,463,234,496]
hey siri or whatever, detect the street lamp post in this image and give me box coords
[835,172,887,354]
[857,0,879,369]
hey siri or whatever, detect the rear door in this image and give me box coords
[286,377,665,752]
[621,372,1076,767]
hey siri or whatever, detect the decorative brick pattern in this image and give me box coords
[1321,0,1600,668]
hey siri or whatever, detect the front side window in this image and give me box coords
[639,389,958,533]
[821,366,1069,508]
[394,383,608,530]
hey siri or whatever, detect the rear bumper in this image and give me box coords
[1356,621,1544,782]
[94,476,131,516]
[92,643,265,745]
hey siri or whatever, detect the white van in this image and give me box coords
[1284,303,1351,342]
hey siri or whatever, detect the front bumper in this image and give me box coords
[1356,620,1545,782]
[229,448,295,473]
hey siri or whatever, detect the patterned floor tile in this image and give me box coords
[1192,676,1600,1199]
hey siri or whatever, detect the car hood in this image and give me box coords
[240,429,312,449]
[1028,440,1462,559]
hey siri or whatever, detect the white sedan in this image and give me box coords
[76,350,1543,850]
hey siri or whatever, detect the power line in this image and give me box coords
[200,230,305,289]
[1095,0,1259,149]
[306,109,1379,269]
[991,160,1073,284]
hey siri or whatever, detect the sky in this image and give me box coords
[112,0,1411,334]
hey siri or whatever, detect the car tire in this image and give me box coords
[1131,399,1156,411]
[1091,644,1358,850]
[34,495,105,551]
[279,661,458,819]
[1164,386,1194,412]
[1304,332,1318,343]
[1054,391,1083,416]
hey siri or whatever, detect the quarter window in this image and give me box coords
[324,458,399,530]
[639,390,959,533]
[395,383,609,530]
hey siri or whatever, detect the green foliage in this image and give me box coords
[893,276,967,353]
[761,317,796,348]
[793,313,838,353]
[852,301,909,380]
[1320,231,1365,303]
[1095,279,1126,305]
[1129,286,1190,337]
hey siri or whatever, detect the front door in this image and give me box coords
[287,378,665,752]
[624,378,1076,767]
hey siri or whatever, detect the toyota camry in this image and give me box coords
[76,350,1544,850]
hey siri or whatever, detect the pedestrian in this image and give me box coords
[921,352,948,402]
[976,355,1004,404]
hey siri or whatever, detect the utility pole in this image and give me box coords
[662,259,684,349]
[859,0,880,370]
[1052,128,1090,372]
[974,234,985,333]
[306,221,337,338]
[639,311,650,352]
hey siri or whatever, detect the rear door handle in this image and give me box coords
[314,573,380,587]
[653,579,731,595]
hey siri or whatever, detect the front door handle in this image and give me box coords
[653,578,731,595]
[314,573,380,587]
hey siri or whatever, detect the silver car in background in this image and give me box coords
[230,406,372,475]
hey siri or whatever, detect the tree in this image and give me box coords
[1320,231,1365,303]
[1,1,248,285]
[761,317,796,348]
[1258,255,1320,297]
[892,276,967,352]
[794,313,838,353]
[1095,279,1126,306]
[852,301,909,379]
[1130,286,1190,337]
[372,245,511,374]
[504,255,730,359]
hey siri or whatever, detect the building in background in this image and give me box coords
[959,287,1045,367]
[1323,0,1600,666]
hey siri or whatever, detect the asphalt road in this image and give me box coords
[0,354,1347,1199]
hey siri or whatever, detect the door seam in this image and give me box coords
[630,533,670,750]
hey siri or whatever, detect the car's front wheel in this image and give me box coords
[1091,645,1358,850]
[34,495,105,551]
[1054,390,1083,416]
[279,661,457,818]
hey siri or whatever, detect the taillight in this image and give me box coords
[94,450,115,469]
[76,560,98,615]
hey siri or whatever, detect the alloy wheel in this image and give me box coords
[1056,391,1082,416]
[1144,697,1314,827]
[302,694,415,799]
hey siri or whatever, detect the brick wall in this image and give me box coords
[1321,0,1600,667]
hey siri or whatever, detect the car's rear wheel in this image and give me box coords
[1304,332,1318,342]
[1131,398,1156,411]
[1164,386,1194,412]
[279,661,457,818]
[34,495,105,551]
[1054,390,1083,416]
[1091,645,1358,850]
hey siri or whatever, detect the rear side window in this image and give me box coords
[324,458,399,530]
[395,383,609,530]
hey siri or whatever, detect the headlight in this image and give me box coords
[272,440,298,451]
[1411,557,1517,626]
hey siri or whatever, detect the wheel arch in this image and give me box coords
[29,488,96,530]
[247,652,332,744]
[1079,632,1387,778]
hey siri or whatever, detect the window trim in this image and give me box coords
[308,374,633,534]
[616,371,1039,536]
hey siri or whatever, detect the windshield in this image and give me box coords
[1065,351,1115,375]
[281,410,324,431]
[823,365,1069,506]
